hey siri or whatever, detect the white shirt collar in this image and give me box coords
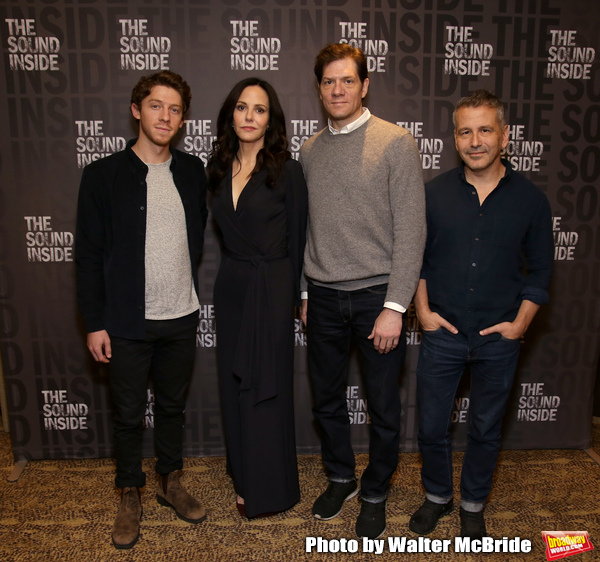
[328,107,371,135]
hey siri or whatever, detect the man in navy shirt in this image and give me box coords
[408,90,553,539]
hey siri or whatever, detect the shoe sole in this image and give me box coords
[112,533,140,550]
[356,524,386,540]
[313,488,359,521]
[156,494,207,524]
[409,504,453,535]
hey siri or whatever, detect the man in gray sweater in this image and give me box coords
[300,43,426,539]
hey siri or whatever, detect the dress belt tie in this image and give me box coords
[224,247,287,404]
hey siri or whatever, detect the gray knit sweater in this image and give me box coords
[299,115,426,309]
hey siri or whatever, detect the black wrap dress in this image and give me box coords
[211,158,308,517]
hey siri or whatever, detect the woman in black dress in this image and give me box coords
[206,78,308,518]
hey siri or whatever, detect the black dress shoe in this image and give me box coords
[355,500,386,539]
[460,507,487,539]
[409,498,453,535]
[236,500,246,518]
[312,481,358,520]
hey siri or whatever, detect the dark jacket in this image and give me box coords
[75,140,208,339]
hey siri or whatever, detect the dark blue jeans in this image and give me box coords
[416,328,521,504]
[307,283,406,500]
[109,311,198,488]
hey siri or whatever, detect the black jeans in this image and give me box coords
[307,283,406,499]
[109,311,198,488]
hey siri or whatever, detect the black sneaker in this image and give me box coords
[409,498,453,535]
[460,507,486,539]
[312,481,358,520]
[355,500,386,539]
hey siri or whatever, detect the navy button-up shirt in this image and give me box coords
[421,160,553,348]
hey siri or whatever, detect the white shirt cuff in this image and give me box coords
[384,301,406,314]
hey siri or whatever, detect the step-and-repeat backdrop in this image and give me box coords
[0,0,599,462]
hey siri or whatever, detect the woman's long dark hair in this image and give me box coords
[207,77,290,192]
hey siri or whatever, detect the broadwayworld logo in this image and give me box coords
[542,531,594,561]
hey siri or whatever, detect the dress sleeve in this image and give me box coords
[284,159,309,306]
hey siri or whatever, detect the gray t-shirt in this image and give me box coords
[144,158,199,320]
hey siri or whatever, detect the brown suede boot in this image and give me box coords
[156,470,207,524]
[112,487,142,549]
